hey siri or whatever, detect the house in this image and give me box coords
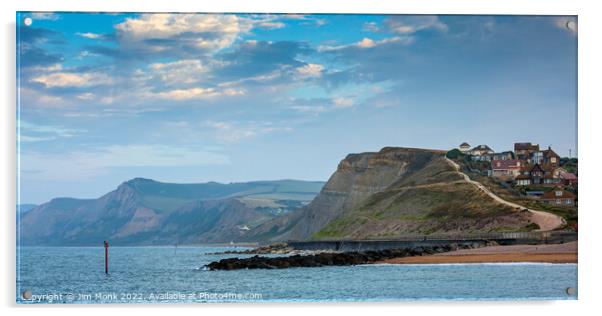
[540,187,576,207]
[543,173,561,185]
[530,151,545,164]
[491,159,522,180]
[528,163,545,185]
[470,145,494,161]
[530,146,561,167]
[514,142,539,161]
[515,174,532,186]
[542,146,561,167]
[459,142,471,153]
[515,163,559,186]
[560,172,578,186]
[492,151,515,161]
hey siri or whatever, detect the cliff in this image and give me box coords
[281,147,532,240]
[19,179,324,245]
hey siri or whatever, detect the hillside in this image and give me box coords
[274,147,533,241]
[19,179,324,246]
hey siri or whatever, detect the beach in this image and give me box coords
[379,241,577,264]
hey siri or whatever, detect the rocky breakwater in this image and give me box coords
[205,242,495,270]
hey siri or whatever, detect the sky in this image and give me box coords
[17,13,577,204]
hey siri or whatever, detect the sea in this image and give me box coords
[16,246,578,303]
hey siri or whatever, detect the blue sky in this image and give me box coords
[17,13,577,204]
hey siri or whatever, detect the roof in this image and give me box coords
[529,164,544,173]
[515,174,531,180]
[471,144,493,152]
[514,142,539,151]
[541,188,576,200]
[459,142,470,147]
[491,159,522,170]
[561,172,578,180]
[543,147,560,158]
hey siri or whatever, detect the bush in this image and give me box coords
[446,148,465,159]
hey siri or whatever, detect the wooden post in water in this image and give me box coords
[104,240,109,274]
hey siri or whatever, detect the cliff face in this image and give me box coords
[284,147,532,240]
[19,179,323,245]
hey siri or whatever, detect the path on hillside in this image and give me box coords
[444,158,566,231]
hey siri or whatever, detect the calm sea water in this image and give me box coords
[16,246,577,303]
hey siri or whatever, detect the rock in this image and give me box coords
[204,246,450,270]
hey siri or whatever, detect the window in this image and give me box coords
[556,199,561,204]
[555,191,563,197]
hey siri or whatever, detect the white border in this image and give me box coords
[2,1,601,316]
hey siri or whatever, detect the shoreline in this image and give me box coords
[378,241,577,264]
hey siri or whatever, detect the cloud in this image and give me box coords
[208,121,292,143]
[384,15,448,34]
[296,63,324,78]
[257,21,285,29]
[30,13,59,21]
[332,97,354,108]
[290,105,327,114]
[18,27,64,67]
[283,14,327,27]
[113,14,249,56]
[30,71,113,88]
[216,40,311,80]
[148,59,211,85]
[363,22,379,32]
[21,145,231,181]
[19,120,86,142]
[319,36,413,51]
[76,32,103,39]
[155,87,245,100]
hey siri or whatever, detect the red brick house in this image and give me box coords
[560,172,578,186]
[491,159,522,180]
[540,187,576,207]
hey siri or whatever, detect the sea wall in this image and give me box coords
[287,231,577,251]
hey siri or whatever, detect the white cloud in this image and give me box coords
[115,14,249,53]
[30,13,59,21]
[319,36,412,51]
[208,121,292,143]
[155,87,245,100]
[19,120,85,142]
[149,59,210,84]
[19,87,66,107]
[333,97,354,108]
[363,22,379,32]
[257,21,285,29]
[76,32,102,39]
[384,16,448,34]
[20,135,56,142]
[76,92,95,100]
[296,63,324,78]
[290,105,327,114]
[357,38,376,48]
[31,72,112,88]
